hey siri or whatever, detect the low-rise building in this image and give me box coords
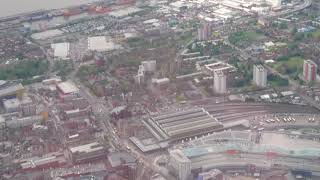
[66,141,107,163]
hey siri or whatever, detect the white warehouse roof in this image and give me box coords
[57,81,79,94]
[88,36,120,52]
[51,42,70,60]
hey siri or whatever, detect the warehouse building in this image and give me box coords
[66,141,107,163]
[141,108,223,142]
[0,82,25,100]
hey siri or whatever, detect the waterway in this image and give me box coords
[0,0,99,18]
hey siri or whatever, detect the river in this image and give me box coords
[0,0,99,17]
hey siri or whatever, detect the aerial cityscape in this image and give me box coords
[0,0,320,179]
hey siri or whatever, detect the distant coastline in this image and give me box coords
[0,0,99,18]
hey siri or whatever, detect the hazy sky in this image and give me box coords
[0,0,98,17]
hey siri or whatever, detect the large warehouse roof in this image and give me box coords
[0,83,24,98]
[143,108,223,141]
[51,42,70,59]
[87,36,120,52]
[57,81,79,94]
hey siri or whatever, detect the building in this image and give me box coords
[139,108,223,142]
[2,98,21,113]
[134,65,145,85]
[87,36,120,52]
[0,115,5,129]
[213,70,226,94]
[0,82,25,100]
[108,7,142,19]
[197,22,212,41]
[51,42,70,60]
[20,152,66,171]
[57,81,79,95]
[303,60,317,82]
[198,169,224,180]
[267,0,282,7]
[6,115,43,128]
[66,141,107,163]
[169,131,320,178]
[169,149,192,180]
[2,96,35,115]
[253,64,267,87]
[108,152,136,168]
[141,60,157,72]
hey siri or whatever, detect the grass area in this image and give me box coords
[311,30,320,39]
[272,56,303,76]
[0,59,48,81]
[53,61,74,80]
[228,31,263,47]
[268,74,289,87]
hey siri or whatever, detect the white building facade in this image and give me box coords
[213,70,227,94]
[253,64,267,87]
[169,149,192,180]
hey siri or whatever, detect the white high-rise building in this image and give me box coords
[134,65,145,85]
[213,70,226,94]
[169,149,192,180]
[253,64,267,87]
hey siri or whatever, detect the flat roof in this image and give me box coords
[180,131,320,158]
[88,36,120,52]
[109,7,142,18]
[143,108,223,140]
[108,152,136,167]
[69,142,104,154]
[57,81,79,94]
[170,149,191,163]
[0,83,24,98]
[51,42,70,59]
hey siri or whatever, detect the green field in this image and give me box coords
[273,56,304,75]
[312,30,320,39]
[228,31,264,47]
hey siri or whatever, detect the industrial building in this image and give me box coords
[169,131,320,180]
[2,96,35,115]
[140,108,223,142]
[6,115,43,128]
[0,82,25,100]
[253,64,267,88]
[87,36,120,52]
[57,81,79,95]
[66,141,107,163]
[51,42,70,60]
[108,7,142,19]
[213,70,226,94]
[303,59,317,82]
[20,152,67,171]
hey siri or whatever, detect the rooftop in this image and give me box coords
[57,81,79,94]
[88,36,120,52]
[69,141,104,154]
[51,42,70,59]
[142,108,223,141]
[109,7,142,18]
[0,83,24,98]
[108,152,136,167]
